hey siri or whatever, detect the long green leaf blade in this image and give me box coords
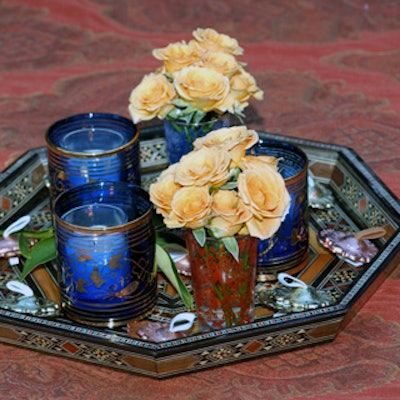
[18,234,32,259]
[19,237,57,281]
[155,244,193,309]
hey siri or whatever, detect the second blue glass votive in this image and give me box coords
[252,139,309,272]
[46,112,141,204]
[53,181,157,327]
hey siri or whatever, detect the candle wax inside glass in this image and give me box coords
[59,128,126,153]
[61,204,127,228]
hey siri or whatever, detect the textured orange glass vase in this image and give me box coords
[186,231,257,331]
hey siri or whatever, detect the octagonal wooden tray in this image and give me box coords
[0,127,398,378]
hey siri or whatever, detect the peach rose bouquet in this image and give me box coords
[128,28,263,129]
[150,126,290,260]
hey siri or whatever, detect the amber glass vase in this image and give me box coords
[185,231,257,331]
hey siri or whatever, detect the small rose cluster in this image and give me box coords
[128,28,263,125]
[149,126,290,240]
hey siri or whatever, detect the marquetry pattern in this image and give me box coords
[196,328,313,366]
[321,262,366,301]
[0,323,126,367]
[139,139,167,166]
[29,209,53,228]
[0,318,340,377]
[0,163,46,220]
[339,176,388,227]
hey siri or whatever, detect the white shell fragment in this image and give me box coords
[127,314,195,342]
[3,216,31,238]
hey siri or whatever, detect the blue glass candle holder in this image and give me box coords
[251,139,309,272]
[53,181,156,327]
[163,115,229,164]
[46,112,141,204]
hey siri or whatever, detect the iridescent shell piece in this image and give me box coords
[317,227,382,265]
[0,281,60,318]
[127,321,189,342]
[0,295,60,317]
[258,273,334,313]
[308,174,334,209]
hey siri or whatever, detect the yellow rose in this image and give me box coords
[240,154,280,171]
[173,66,230,113]
[193,28,243,56]
[245,215,284,240]
[165,186,212,229]
[200,51,241,78]
[229,68,264,112]
[238,165,289,219]
[152,41,205,73]
[211,190,252,231]
[208,216,243,238]
[149,165,181,217]
[209,189,254,237]
[238,165,290,239]
[128,73,176,123]
[175,147,231,187]
[193,126,259,166]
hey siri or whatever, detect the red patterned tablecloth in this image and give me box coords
[0,1,399,399]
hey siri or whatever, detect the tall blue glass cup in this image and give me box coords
[53,181,156,327]
[46,112,141,205]
[251,139,309,273]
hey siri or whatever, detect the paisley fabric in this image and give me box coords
[0,1,399,398]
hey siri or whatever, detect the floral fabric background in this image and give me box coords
[0,1,399,399]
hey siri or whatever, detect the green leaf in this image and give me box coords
[222,236,239,262]
[219,181,238,190]
[19,228,54,240]
[192,227,206,247]
[0,227,54,240]
[173,98,190,108]
[19,237,57,281]
[152,212,165,230]
[231,167,241,180]
[18,234,32,259]
[162,242,188,256]
[155,229,185,248]
[155,244,193,309]
[207,225,223,239]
